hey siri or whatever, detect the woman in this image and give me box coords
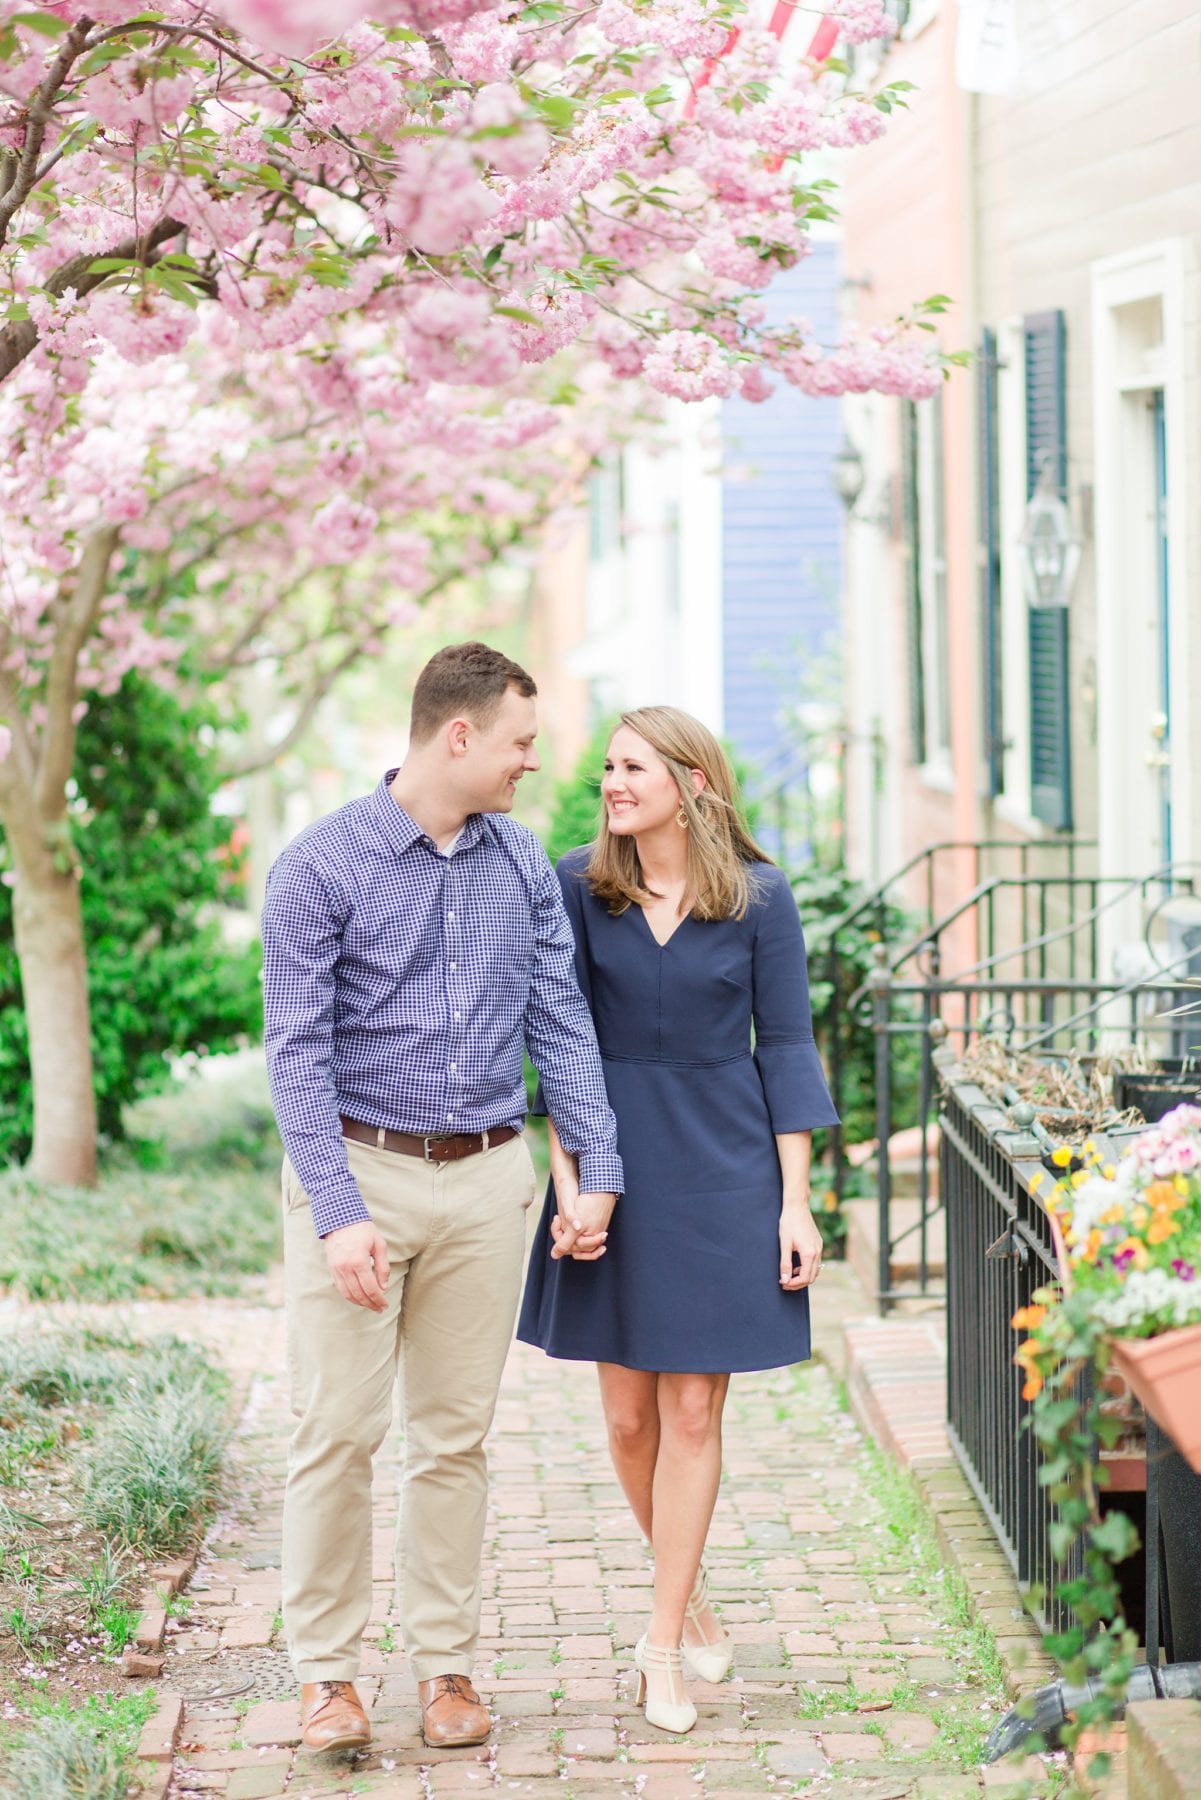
[518,707,838,1734]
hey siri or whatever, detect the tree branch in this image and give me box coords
[0,216,184,385]
[0,14,93,250]
[34,524,120,817]
[218,566,467,780]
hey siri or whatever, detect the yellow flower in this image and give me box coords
[821,1190,838,1213]
[1028,1169,1046,1194]
[1083,1228,1104,1261]
[1103,1164,1116,1179]
[1099,1205,1125,1226]
[1132,1205,1149,1231]
[1051,1147,1073,1168]
[1175,1174,1190,1196]
[1070,1168,1090,1188]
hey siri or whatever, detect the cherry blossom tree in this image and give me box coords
[1,0,948,1184]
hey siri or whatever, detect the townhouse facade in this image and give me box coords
[838,0,1201,973]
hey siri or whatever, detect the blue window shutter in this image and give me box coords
[978,327,1004,797]
[1024,311,1072,830]
[899,398,926,764]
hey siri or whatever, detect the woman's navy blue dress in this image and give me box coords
[517,850,839,1374]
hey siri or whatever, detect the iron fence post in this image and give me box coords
[868,944,892,1313]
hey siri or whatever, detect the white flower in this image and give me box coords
[1091,1268,1201,1332]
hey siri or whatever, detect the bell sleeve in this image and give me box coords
[751,867,840,1133]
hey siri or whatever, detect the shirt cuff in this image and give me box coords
[309,1181,373,1239]
[576,1149,624,1197]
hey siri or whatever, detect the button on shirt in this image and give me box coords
[261,774,624,1237]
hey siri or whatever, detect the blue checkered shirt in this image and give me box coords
[261,773,624,1237]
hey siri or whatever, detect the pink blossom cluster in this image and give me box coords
[825,0,899,47]
[642,331,740,402]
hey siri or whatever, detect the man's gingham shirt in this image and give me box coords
[261,773,624,1237]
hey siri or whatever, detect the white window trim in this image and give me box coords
[994,314,1034,825]
[1091,239,1191,876]
[916,395,951,767]
[901,0,940,40]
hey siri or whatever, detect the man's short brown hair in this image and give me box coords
[409,642,537,744]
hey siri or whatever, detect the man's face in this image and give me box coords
[463,686,540,813]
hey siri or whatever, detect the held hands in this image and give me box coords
[779,1201,823,1290]
[324,1220,391,1310]
[550,1184,616,1262]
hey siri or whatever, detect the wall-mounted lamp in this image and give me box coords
[831,436,893,531]
[831,436,866,510]
[1018,455,1083,609]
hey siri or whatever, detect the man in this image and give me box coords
[262,642,621,1753]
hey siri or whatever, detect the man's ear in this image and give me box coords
[447,716,471,758]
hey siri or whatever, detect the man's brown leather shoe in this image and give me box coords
[299,1680,371,1752]
[417,1674,491,1747]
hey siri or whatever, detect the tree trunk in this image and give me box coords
[12,853,98,1187]
[0,523,118,1188]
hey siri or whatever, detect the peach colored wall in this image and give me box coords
[840,13,982,955]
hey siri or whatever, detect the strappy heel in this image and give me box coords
[633,1633,697,1734]
[681,1564,733,1683]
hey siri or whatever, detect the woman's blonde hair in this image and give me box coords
[584,706,773,921]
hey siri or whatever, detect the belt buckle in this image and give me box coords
[423,1135,449,1164]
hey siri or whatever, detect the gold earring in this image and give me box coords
[676,805,689,828]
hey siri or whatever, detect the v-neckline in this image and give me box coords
[636,903,689,951]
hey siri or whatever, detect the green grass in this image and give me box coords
[0,1061,281,1302]
[0,1689,156,1800]
[0,1328,231,1665]
[786,1365,1013,1777]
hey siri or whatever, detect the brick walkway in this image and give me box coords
[153,1290,1064,1800]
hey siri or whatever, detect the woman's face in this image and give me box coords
[602,725,692,838]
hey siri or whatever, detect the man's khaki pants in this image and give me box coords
[281,1133,538,1684]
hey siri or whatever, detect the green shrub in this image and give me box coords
[0,675,262,1163]
[1,1691,156,1800]
[790,862,922,1153]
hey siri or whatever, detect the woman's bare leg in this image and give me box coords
[597,1363,659,1540]
[648,1372,729,1650]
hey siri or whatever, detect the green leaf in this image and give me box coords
[11,10,70,35]
[493,305,540,326]
[87,257,139,275]
[1090,1512,1140,1563]
[1048,1521,1076,1562]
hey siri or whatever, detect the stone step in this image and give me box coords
[1127,1698,1201,1800]
[844,1192,946,1302]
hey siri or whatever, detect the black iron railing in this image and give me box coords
[829,862,1200,1308]
[815,839,1096,1216]
[940,1076,1082,1636]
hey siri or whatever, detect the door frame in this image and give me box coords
[1091,241,1191,907]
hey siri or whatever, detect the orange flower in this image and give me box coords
[1011,1304,1048,1331]
[1147,1180,1179,1209]
[1147,1215,1180,1245]
[1022,1373,1044,1400]
[1114,1236,1149,1268]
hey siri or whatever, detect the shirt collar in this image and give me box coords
[373,771,487,858]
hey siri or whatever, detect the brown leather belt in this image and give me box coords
[340,1115,518,1163]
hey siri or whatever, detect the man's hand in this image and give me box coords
[323,1220,390,1310]
[551,1190,617,1262]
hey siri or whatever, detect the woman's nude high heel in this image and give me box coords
[681,1565,733,1683]
[633,1634,697,1734]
